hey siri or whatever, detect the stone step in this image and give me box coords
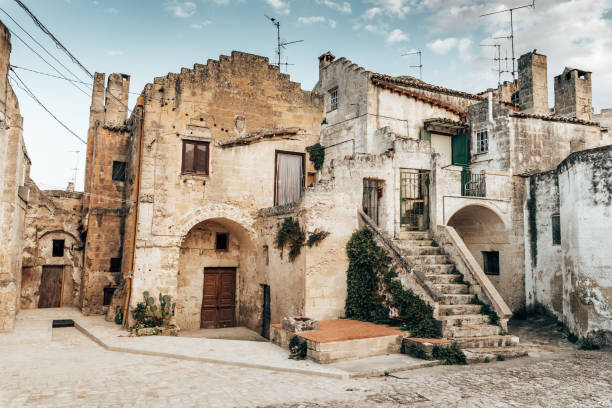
[425,274,459,284]
[438,314,490,327]
[434,283,470,294]
[438,304,483,316]
[443,324,501,338]
[396,239,434,247]
[415,264,455,275]
[400,246,444,256]
[406,255,450,265]
[399,231,431,240]
[438,294,474,305]
[454,335,519,349]
[462,346,529,363]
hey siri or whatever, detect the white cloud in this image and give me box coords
[427,37,459,55]
[105,7,118,14]
[298,16,337,28]
[362,7,381,19]
[164,0,197,18]
[386,28,409,44]
[367,0,411,18]
[190,20,212,29]
[107,50,124,56]
[265,0,290,15]
[364,24,378,32]
[315,0,351,14]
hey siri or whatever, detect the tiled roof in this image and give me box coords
[220,127,304,147]
[371,76,467,121]
[510,112,600,126]
[371,74,485,101]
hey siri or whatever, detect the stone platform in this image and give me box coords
[271,319,405,364]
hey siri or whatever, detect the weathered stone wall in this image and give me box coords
[21,182,83,309]
[528,145,612,341]
[81,73,131,315]
[518,51,549,115]
[594,108,612,130]
[554,68,593,121]
[0,20,30,332]
[123,52,322,331]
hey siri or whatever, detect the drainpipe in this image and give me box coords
[122,96,145,328]
[488,91,494,124]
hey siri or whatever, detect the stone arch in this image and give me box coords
[176,203,257,244]
[38,229,82,247]
[176,216,258,331]
[446,203,510,239]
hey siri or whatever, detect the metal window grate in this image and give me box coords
[400,170,429,231]
[462,170,486,197]
[552,214,561,245]
[330,89,338,111]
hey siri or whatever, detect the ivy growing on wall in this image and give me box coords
[306,143,325,171]
[345,228,441,338]
[276,218,330,262]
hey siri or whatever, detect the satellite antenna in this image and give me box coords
[480,1,535,81]
[265,15,304,68]
[401,50,423,80]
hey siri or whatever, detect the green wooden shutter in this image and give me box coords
[452,132,469,166]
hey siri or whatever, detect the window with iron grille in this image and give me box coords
[112,161,126,181]
[476,130,489,154]
[552,214,561,246]
[182,140,210,175]
[330,89,338,111]
[483,251,500,275]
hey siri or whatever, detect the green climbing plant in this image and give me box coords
[306,143,325,171]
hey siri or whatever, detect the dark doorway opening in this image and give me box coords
[261,284,271,339]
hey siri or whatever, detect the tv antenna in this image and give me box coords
[265,15,303,68]
[69,150,79,187]
[480,1,535,82]
[401,50,423,80]
[480,43,509,86]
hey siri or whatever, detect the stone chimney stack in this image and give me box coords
[319,51,335,70]
[554,67,593,121]
[104,73,131,126]
[518,50,549,115]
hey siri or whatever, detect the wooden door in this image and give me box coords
[201,268,236,328]
[38,266,63,308]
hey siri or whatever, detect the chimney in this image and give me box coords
[518,50,549,115]
[554,67,593,121]
[66,181,75,192]
[318,51,335,70]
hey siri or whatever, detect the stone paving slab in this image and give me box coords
[328,354,440,378]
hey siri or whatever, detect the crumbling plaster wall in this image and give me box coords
[528,146,612,340]
[21,181,83,309]
[125,52,322,331]
[468,100,513,171]
[0,20,30,332]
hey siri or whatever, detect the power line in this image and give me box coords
[0,6,90,95]
[13,0,93,79]
[9,68,87,144]
[4,26,90,97]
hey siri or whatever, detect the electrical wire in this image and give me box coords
[9,68,87,144]
[0,6,91,95]
[13,0,93,79]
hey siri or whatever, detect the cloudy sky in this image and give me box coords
[1,0,611,190]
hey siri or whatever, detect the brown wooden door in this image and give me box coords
[201,268,236,328]
[38,266,63,308]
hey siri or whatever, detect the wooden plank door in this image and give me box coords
[201,268,236,329]
[38,266,63,308]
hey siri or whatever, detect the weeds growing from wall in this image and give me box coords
[276,218,330,262]
[345,228,441,338]
[306,143,325,171]
[468,295,499,326]
[289,335,308,359]
[432,342,467,365]
[307,229,330,247]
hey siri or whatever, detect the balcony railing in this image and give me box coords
[461,171,486,197]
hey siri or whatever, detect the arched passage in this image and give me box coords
[447,204,510,277]
[176,217,258,331]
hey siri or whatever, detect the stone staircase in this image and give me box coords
[396,230,519,350]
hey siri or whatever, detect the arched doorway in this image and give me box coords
[447,204,509,279]
[176,217,258,331]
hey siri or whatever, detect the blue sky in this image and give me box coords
[1,0,611,190]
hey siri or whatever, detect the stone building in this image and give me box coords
[0,21,30,332]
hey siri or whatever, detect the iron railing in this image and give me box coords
[461,171,486,197]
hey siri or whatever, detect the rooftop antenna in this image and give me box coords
[265,15,303,68]
[401,50,423,80]
[69,150,79,188]
[480,0,535,82]
[480,43,506,86]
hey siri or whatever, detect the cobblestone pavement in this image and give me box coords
[0,326,610,407]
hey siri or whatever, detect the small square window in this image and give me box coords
[112,161,126,181]
[216,233,229,251]
[329,89,338,111]
[476,130,489,154]
[182,140,210,175]
[110,258,122,272]
[52,239,65,257]
[103,287,115,306]
[552,214,561,246]
[483,251,499,275]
